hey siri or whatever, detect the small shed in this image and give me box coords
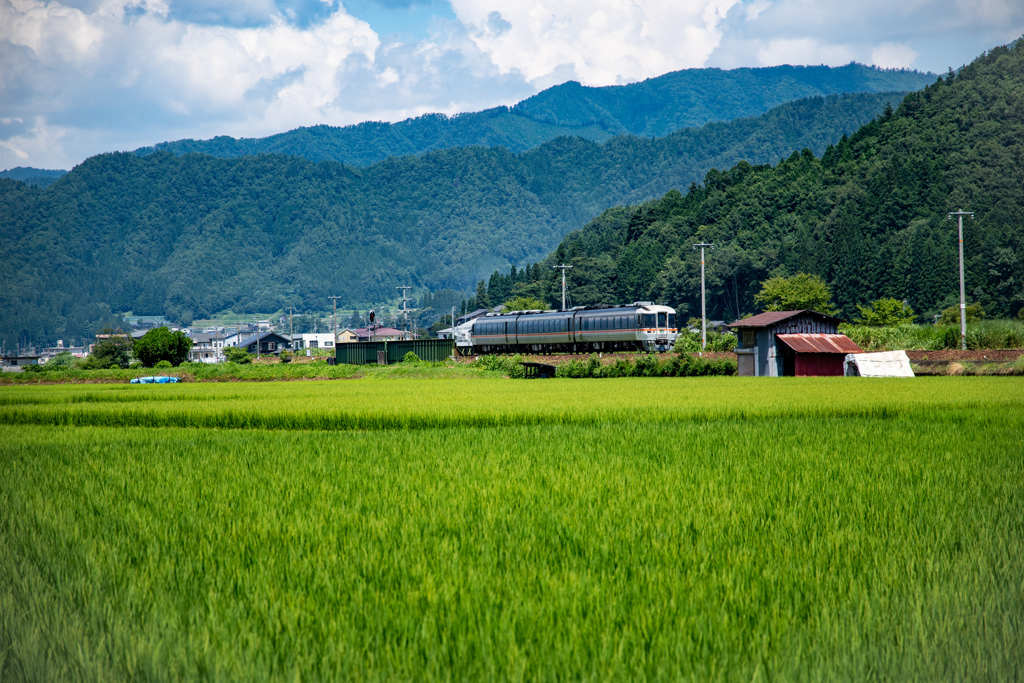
[728,310,862,377]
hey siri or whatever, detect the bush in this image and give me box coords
[154,360,173,369]
[939,303,985,325]
[673,328,737,353]
[224,347,252,364]
[402,351,421,363]
[554,353,737,379]
[279,351,292,364]
[474,354,526,378]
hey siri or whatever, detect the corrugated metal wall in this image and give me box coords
[795,353,845,376]
[335,339,455,365]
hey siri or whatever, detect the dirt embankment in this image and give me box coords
[905,350,1023,362]
[456,351,737,366]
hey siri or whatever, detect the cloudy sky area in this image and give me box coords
[2,0,1023,170]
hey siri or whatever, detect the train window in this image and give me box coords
[642,314,656,328]
[668,313,675,329]
[658,312,667,328]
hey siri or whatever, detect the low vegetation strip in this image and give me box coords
[0,378,1020,432]
[0,384,1021,679]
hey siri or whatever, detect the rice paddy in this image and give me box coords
[1,378,1022,680]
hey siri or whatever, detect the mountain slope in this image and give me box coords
[0,167,67,189]
[501,43,1024,322]
[134,64,934,166]
[0,92,907,345]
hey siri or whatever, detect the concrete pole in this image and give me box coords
[552,265,573,310]
[693,242,714,350]
[947,210,973,351]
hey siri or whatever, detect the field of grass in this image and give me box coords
[840,319,1024,351]
[1,378,1022,680]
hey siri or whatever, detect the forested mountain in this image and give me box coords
[494,43,1024,322]
[135,64,933,166]
[0,92,906,346]
[0,167,67,189]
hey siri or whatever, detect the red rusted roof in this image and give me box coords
[728,310,841,328]
[776,333,862,354]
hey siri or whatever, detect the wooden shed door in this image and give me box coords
[738,353,755,377]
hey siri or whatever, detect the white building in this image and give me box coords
[292,333,337,350]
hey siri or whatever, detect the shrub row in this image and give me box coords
[556,354,737,378]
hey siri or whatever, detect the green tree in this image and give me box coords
[855,298,916,326]
[133,327,193,367]
[938,303,985,325]
[80,334,132,369]
[754,273,838,315]
[502,296,549,311]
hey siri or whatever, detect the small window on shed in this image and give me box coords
[743,330,755,347]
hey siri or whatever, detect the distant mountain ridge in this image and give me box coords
[134,64,934,166]
[0,91,907,345]
[0,167,67,189]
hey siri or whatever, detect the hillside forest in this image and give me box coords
[476,43,1024,323]
[0,92,906,347]
[135,64,934,167]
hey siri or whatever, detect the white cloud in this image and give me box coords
[871,42,918,69]
[449,0,740,86]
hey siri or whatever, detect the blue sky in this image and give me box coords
[2,0,1022,170]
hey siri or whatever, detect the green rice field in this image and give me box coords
[1,378,1022,680]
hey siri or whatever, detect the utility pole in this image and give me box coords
[693,243,714,351]
[947,209,973,351]
[287,307,295,352]
[328,296,342,348]
[552,264,573,310]
[252,315,260,360]
[396,286,416,339]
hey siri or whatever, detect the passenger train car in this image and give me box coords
[454,302,678,355]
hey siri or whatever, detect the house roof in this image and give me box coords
[239,331,290,346]
[354,326,405,336]
[776,333,862,354]
[728,310,841,328]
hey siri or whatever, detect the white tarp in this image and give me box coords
[844,350,915,377]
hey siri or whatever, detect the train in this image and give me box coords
[454,302,679,355]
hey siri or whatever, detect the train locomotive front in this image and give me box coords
[455,302,678,355]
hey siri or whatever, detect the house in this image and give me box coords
[354,326,409,342]
[293,333,334,350]
[728,310,862,377]
[239,331,292,355]
[1,356,40,372]
[188,332,226,363]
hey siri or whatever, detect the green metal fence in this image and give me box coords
[335,339,455,365]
